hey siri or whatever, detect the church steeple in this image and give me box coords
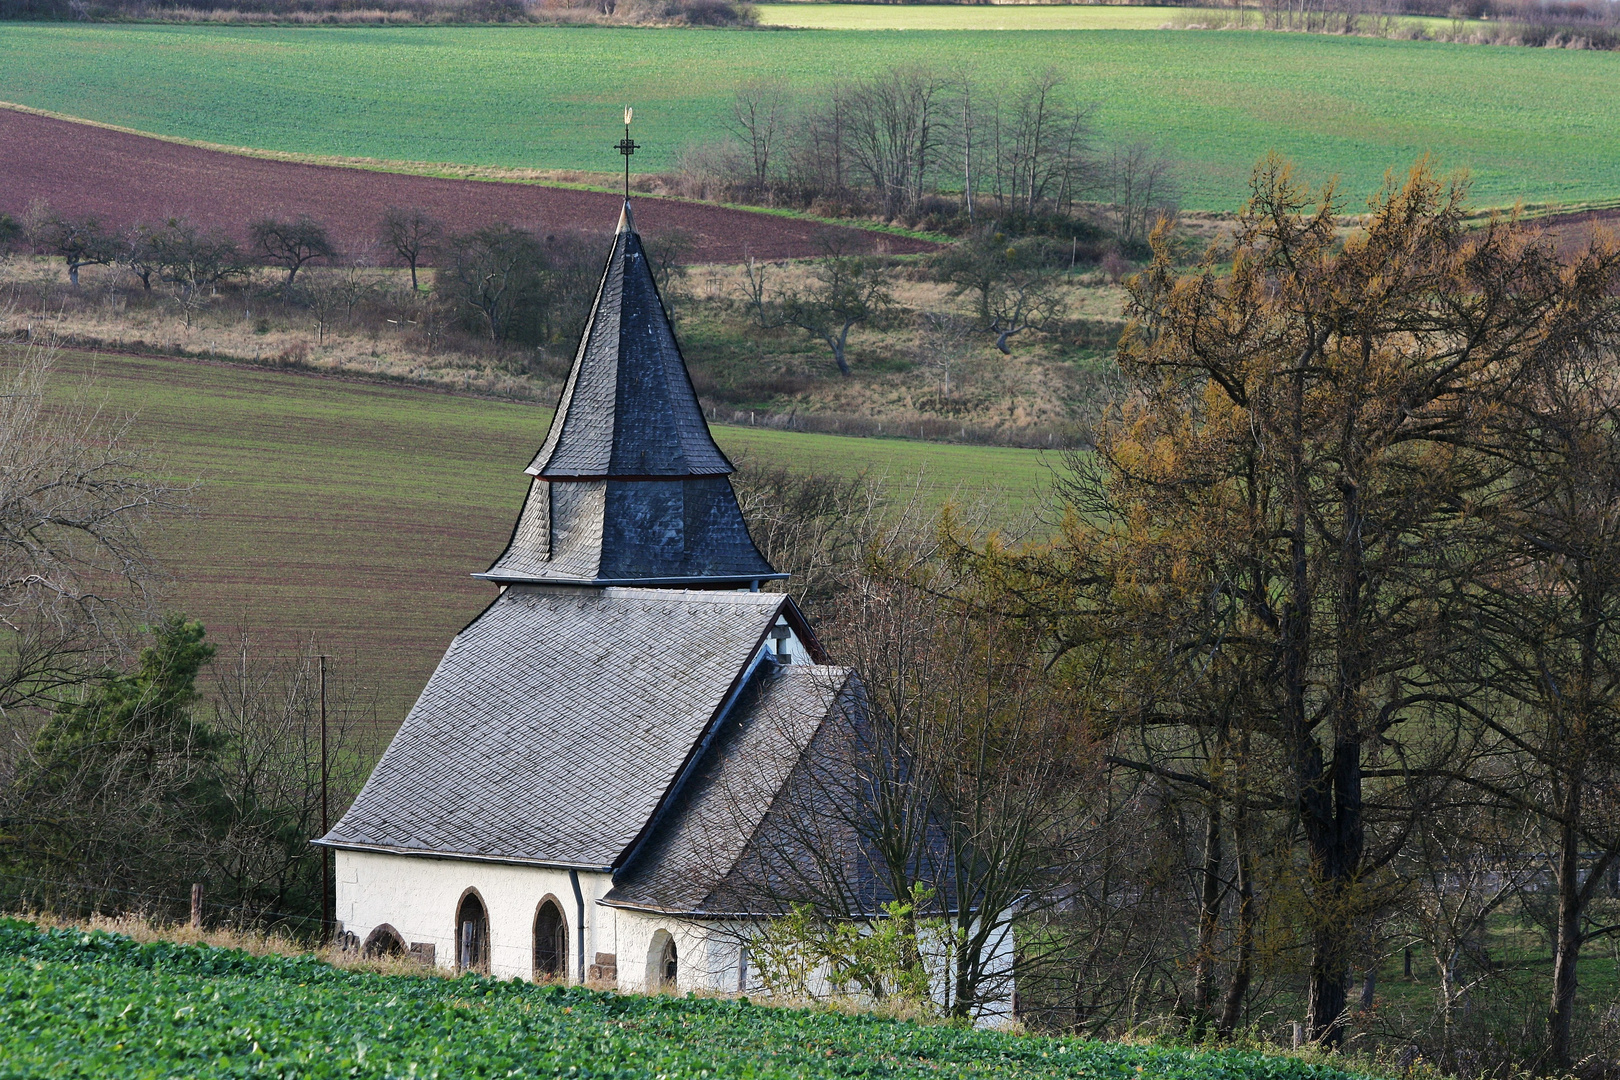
[479,202,783,588]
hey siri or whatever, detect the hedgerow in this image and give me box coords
[0,918,1372,1080]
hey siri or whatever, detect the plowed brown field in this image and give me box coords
[0,107,935,264]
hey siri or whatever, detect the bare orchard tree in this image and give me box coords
[936,231,1067,354]
[39,215,123,287]
[726,78,791,194]
[250,215,338,288]
[779,242,895,376]
[0,339,186,719]
[140,220,249,331]
[842,67,954,219]
[378,207,443,292]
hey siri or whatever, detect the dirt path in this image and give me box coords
[0,107,936,264]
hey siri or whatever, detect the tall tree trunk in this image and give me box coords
[1218,806,1255,1038]
[1191,797,1224,1033]
[1549,779,1582,1070]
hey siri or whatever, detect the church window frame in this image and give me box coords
[455,888,491,975]
[532,895,569,982]
[647,929,678,992]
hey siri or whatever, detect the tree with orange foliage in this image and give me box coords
[974,155,1620,1048]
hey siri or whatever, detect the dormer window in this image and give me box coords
[770,622,792,664]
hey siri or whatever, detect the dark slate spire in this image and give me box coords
[479,202,783,588]
[527,202,733,480]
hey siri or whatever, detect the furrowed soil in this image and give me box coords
[0,108,933,263]
[2,24,1619,211]
[60,349,1052,730]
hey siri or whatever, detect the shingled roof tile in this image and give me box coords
[320,587,793,868]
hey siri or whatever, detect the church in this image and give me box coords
[318,201,892,996]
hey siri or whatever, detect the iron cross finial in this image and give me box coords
[615,107,639,202]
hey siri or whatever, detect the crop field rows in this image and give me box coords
[0,108,934,264]
[64,350,1051,728]
[0,918,1368,1080]
[0,24,1617,212]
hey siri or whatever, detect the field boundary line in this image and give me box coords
[0,100,946,247]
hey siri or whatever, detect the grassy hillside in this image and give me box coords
[752,3,1484,32]
[0,918,1371,1080]
[754,4,1223,28]
[62,350,1052,727]
[0,25,1616,211]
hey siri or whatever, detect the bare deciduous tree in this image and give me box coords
[250,215,337,288]
[0,340,186,719]
[779,244,894,376]
[842,68,953,220]
[378,208,442,292]
[1106,143,1181,249]
[39,215,122,287]
[727,78,790,193]
[981,71,1097,219]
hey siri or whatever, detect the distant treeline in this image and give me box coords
[0,0,753,25]
[1164,0,1617,48]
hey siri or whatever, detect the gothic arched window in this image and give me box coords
[456,891,489,974]
[534,898,568,980]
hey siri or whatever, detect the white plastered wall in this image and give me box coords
[610,907,746,995]
[334,849,614,982]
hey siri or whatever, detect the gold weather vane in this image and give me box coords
[615,106,639,202]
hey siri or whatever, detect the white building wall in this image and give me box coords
[336,850,1013,1025]
[334,849,612,983]
[610,907,746,994]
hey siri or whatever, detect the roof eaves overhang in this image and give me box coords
[311,838,614,874]
[525,470,734,482]
[471,572,791,587]
[594,897,939,920]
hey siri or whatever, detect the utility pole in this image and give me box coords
[320,653,330,940]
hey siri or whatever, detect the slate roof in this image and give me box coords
[604,664,857,915]
[528,203,732,480]
[480,201,780,587]
[318,586,810,868]
[481,475,779,586]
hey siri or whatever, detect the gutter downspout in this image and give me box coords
[569,869,586,985]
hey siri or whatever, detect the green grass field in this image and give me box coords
[62,350,1052,727]
[0,918,1373,1080]
[752,4,1483,32]
[0,24,1616,211]
[754,3,1220,29]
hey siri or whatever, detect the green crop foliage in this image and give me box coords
[0,918,1376,1080]
[0,24,1616,211]
[60,350,1051,727]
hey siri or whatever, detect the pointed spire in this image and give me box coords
[525,210,732,481]
[480,203,783,588]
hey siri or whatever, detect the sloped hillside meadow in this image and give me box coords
[0,918,1370,1080]
[0,24,1616,211]
[58,350,1053,728]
